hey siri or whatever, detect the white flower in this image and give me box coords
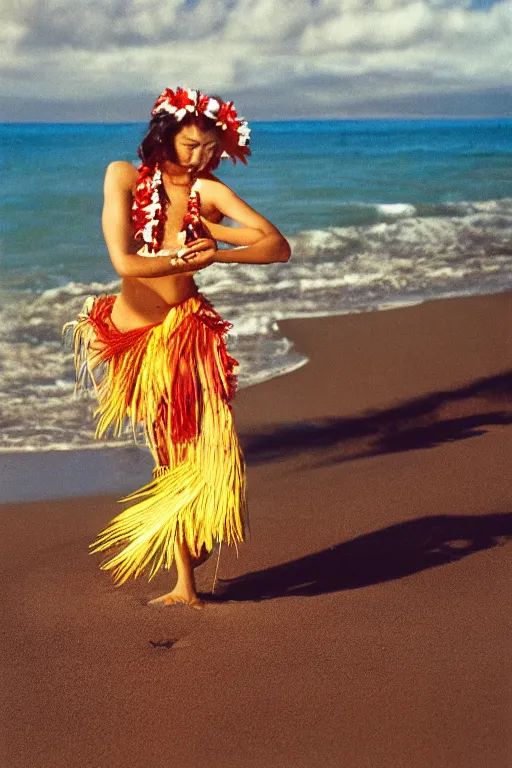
[237,123,251,146]
[143,222,154,241]
[203,98,220,119]
[175,108,187,121]
[237,122,251,146]
[186,89,198,105]
[159,103,177,115]
[145,202,161,217]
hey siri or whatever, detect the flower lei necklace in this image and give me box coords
[132,87,251,256]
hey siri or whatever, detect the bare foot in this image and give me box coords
[147,591,205,610]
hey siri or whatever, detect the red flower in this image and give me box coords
[173,87,197,113]
[216,101,240,131]
[197,93,211,114]
[151,88,175,115]
[152,87,196,117]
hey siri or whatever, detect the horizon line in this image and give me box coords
[2,115,511,125]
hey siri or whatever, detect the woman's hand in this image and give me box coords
[174,237,218,270]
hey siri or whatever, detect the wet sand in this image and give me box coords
[1,291,511,768]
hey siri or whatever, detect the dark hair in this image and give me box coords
[137,109,224,170]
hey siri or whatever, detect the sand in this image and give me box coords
[1,290,511,768]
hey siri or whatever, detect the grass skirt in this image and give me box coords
[62,291,247,587]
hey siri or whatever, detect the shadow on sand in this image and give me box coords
[240,370,512,468]
[204,512,512,603]
[210,372,512,603]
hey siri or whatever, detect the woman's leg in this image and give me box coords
[147,537,206,609]
[173,537,200,597]
[146,430,213,607]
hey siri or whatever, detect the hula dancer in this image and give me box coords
[63,87,291,609]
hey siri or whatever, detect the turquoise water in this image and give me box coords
[1,118,511,451]
[2,118,511,291]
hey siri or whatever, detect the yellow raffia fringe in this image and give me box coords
[63,294,247,587]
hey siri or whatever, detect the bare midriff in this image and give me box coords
[111,273,199,331]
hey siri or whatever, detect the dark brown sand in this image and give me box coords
[1,291,511,768]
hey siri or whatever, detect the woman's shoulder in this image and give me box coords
[197,173,233,200]
[104,161,139,190]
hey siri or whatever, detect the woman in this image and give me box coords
[63,87,290,610]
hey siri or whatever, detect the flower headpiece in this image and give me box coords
[151,86,251,166]
[132,87,251,255]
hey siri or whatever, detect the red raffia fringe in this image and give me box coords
[62,292,247,586]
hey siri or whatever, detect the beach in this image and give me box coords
[1,289,511,767]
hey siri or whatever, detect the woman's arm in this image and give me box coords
[201,218,264,247]
[102,162,214,278]
[194,180,291,264]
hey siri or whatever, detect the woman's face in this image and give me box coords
[172,123,221,173]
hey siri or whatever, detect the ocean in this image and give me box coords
[1,118,511,452]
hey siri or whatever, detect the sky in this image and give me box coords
[1,0,511,121]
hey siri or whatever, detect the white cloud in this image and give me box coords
[0,0,510,117]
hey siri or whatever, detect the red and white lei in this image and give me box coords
[132,163,167,255]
